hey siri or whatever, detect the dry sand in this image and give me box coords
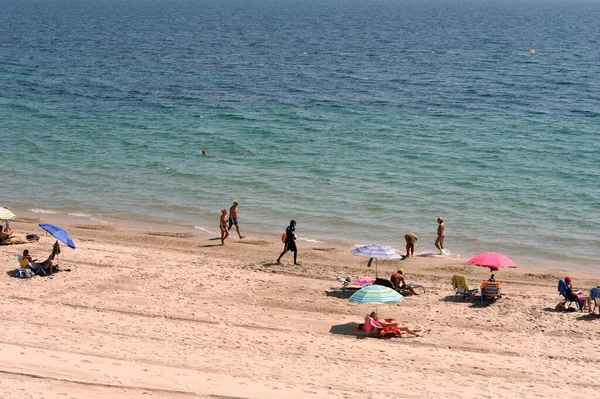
[1,218,599,399]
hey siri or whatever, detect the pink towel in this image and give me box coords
[352,279,374,286]
[363,316,383,333]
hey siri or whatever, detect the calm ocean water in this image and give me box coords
[1,0,599,271]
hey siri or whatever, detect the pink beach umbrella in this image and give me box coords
[467,252,517,279]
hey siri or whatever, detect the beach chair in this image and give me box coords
[363,316,402,338]
[375,277,426,295]
[590,287,600,315]
[480,281,502,303]
[336,277,373,292]
[451,275,479,300]
[17,254,49,276]
[557,279,574,310]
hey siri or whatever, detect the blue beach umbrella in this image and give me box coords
[39,224,76,249]
[349,284,404,305]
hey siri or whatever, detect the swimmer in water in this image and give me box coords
[201,151,213,157]
[239,150,253,156]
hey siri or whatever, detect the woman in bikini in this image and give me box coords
[219,209,230,245]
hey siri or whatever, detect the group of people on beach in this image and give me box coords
[404,217,446,258]
[219,201,244,245]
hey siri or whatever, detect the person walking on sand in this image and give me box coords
[228,200,244,239]
[404,232,418,257]
[277,220,298,265]
[219,209,229,245]
[435,217,446,253]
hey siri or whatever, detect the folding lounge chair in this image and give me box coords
[363,316,402,338]
[590,287,600,315]
[374,277,425,295]
[17,254,49,276]
[557,279,574,310]
[480,281,502,303]
[337,277,373,292]
[451,275,479,300]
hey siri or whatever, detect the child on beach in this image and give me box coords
[219,209,229,245]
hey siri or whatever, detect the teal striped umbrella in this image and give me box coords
[0,207,16,220]
[349,284,403,305]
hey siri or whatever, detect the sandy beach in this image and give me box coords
[1,217,599,399]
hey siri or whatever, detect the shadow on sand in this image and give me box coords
[324,290,354,299]
[329,322,368,339]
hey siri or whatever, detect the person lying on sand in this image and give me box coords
[0,223,39,245]
[20,249,55,274]
[369,312,421,337]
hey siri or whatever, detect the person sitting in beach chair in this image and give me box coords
[390,269,423,296]
[363,312,420,338]
[451,275,479,300]
[19,249,55,275]
[480,280,501,303]
[590,287,600,315]
[557,277,586,311]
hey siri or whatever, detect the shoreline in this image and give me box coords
[5,205,597,277]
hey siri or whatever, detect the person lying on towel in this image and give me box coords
[1,222,40,245]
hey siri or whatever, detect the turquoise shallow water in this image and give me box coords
[1,0,599,271]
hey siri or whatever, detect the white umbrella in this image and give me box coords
[351,244,403,278]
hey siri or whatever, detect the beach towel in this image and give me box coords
[363,316,380,333]
[451,275,468,290]
[363,316,402,338]
[49,240,61,260]
[14,268,35,279]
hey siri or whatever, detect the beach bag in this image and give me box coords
[15,268,35,279]
[281,233,286,243]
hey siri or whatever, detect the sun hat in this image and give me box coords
[565,276,572,282]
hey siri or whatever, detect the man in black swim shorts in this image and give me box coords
[276,220,298,265]
[228,200,244,239]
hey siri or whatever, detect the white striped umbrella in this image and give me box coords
[0,207,16,220]
[351,244,403,278]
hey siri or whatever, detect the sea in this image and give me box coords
[1,0,599,272]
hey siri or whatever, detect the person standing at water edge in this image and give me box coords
[435,218,446,253]
[277,220,298,265]
[405,232,418,257]
[219,209,229,245]
[229,200,244,239]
